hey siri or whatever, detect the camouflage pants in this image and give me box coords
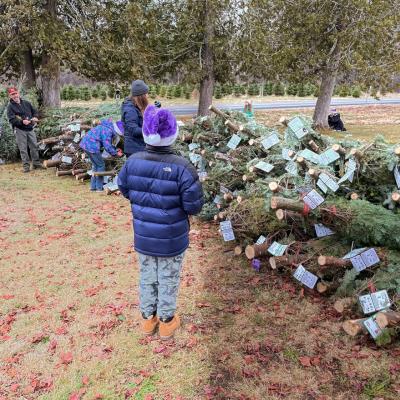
[138,252,185,319]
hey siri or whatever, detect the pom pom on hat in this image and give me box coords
[7,87,18,96]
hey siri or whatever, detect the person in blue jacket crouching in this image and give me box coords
[118,105,203,339]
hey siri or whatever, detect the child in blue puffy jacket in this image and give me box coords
[118,105,203,339]
[80,119,124,191]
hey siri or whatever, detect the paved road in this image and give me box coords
[169,97,400,116]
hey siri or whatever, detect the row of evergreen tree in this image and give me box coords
[0,82,364,102]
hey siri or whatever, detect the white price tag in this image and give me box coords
[351,254,367,272]
[213,195,221,204]
[61,156,72,164]
[372,290,391,311]
[73,133,81,143]
[317,179,328,193]
[303,189,324,209]
[220,185,230,194]
[293,264,306,282]
[343,247,367,259]
[188,143,200,151]
[52,152,61,161]
[220,220,235,242]
[319,173,339,192]
[360,248,380,268]
[288,117,309,139]
[364,316,383,339]
[285,161,298,176]
[189,153,202,164]
[319,149,340,166]
[301,270,318,289]
[227,134,242,150]
[256,235,267,245]
[198,171,207,181]
[298,149,320,164]
[268,241,288,256]
[254,161,274,173]
[261,133,280,150]
[68,123,81,132]
[314,223,335,237]
[359,294,376,314]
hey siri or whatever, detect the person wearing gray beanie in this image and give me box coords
[131,80,149,96]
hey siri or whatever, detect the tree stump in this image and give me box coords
[271,197,304,213]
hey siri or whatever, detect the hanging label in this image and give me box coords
[68,123,81,132]
[319,172,339,192]
[317,179,328,193]
[188,142,200,151]
[73,133,81,143]
[261,133,280,150]
[363,316,383,339]
[227,134,242,150]
[359,290,391,314]
[198,171,207,181]
[351,248,380,272]
[343,247,367,259]
[268,241,288,256]
[220,220,235,241]
[293,264,318,289]
[61,156,72,164]
[288,117,309,139]
[189,153,202,164]
[303,189,324,209]
[254,161,274,173]
[314,223,335,237]
[298,149,320,164]
[213,195,221,204]
[256,235,267,245]
[285,160,298,176]
[319,149,340,166]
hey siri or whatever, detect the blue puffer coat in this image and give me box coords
[121,98,146,155]
[117,146,204,257]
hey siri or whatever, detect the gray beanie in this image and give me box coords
[131,80,149,96]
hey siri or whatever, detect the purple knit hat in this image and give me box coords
[142,105,178,146]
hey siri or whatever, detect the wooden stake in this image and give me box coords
[44,159,62,168]
[208,105,229,120]
[271,197,304,213]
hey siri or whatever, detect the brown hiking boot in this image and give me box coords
[141,315,159,336]
[159,315,180,340]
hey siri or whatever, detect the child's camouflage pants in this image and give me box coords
[138,252,185,319]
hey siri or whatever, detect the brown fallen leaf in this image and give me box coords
[299,356,312,367]
[60,351,73,365]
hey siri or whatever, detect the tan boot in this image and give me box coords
[159,315,180,340]
[142,315,159,336]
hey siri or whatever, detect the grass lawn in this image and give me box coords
[1,163,400,399]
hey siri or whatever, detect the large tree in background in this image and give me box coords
[241,0,400,128]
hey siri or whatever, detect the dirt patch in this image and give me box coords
[1,165,400,399]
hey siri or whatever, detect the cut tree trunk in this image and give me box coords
[318,256,351,269]
[271,197,305,213]
[333,297,355,314]
[342,318,367,336]
[20,47,36,91]
[56,170,73,177]
[375,311,400,328]
[44,159,61,168]
[209,105,229,120]
[92,171,116,177]
[197,1,215,116]
[313,40,341,129]
[245,241,270,259]
[269,255,309,270]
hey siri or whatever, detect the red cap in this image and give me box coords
[7,87,18,96]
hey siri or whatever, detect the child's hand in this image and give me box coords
[117,149,124,157]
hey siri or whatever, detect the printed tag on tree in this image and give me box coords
[314,224,335,237]
[213,195,221,204]
[343,247,367,259]
[298,149,320,164]
[319,149,340,166]
[359,290,391,314]
[198,171,208,181]
[288,117,309,139]
[338,159,357,184]
[220,185,230,194]
[350,248,380,272]
[282,148,295,161]
[256,235,266,245]
[188,142,200,151]
[394,165,400,189]
[68,123,81,132]
[73,133,81,143]
[285,160,298,176]
[261,133,280,150]
[227,134,242,150]
[189,153,202,165]
[317,179,328,194]
[319,172,340,192]
[61,156,72,164]
[293,264,318,289]
[268,241,288,256]
[220,220,235,242]
[363,316,383,339]
[254,161,274,173]
[303,189,325,209]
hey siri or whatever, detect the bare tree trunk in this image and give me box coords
[21,48,36,91]
[41,0,61,108]
[313,40,341,129]
[197,1,215,117]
